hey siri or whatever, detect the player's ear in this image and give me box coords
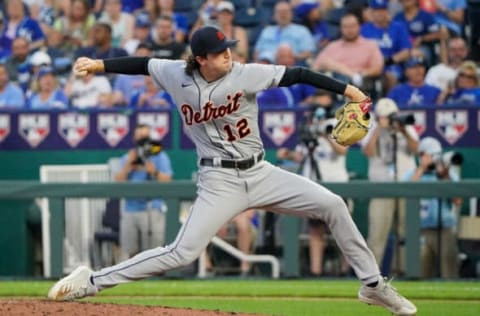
[195,55,207,66]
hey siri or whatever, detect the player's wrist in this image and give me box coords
[92,60,105,73]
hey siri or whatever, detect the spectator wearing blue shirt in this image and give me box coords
[254,1,316,64]
[112,43,152,106]
[121,0,144,14]
[2,0,45,53]
[394,0,443,66]
[0,63,25,108]
[387,57,441,108]
[438,60,480,106]
[132,76,175,108]
[294,2,331,53]
[361,0,414,92]
[0,12,9,61]
[257,44,315,108]
[403,137,460,278]
[431,0,466,35]
[114,124,173,259]
[27,67,68,110]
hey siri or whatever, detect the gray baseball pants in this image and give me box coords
[92,161,380,289]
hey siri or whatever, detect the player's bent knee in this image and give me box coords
[171,246,201,266]
[322,194,350,221]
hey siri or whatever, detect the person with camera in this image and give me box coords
[277,107,350,277]
[114,124,173,260]
[361,98,419,275]
[403,137,461,278]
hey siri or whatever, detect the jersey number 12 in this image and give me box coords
[223,118,251,142]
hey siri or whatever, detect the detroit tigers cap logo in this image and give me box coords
[58,113,90,148]
[137,112,170,141]
[216,31,225,41]
[97,113,129,147]
[263,112,296,146]
[18,114,50,147]
[435,110,468,145]
[0,114,10,143]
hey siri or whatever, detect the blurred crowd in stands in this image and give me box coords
[0,0,479,111]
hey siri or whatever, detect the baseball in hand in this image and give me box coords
[73,57,95,77]
[74,69,88,77]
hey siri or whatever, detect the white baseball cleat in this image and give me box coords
[48,266,97,301]
[358,277,417,316]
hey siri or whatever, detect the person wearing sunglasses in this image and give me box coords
[438,60,480,105]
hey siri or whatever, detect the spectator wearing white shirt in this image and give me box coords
[64,73,112,109]
[425,36,468,90]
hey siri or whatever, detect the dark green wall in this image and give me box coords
[1,139,479,276]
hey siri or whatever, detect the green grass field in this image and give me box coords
[1,279,479,315]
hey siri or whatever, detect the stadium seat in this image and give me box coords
[174,0,194,12]
[234,7,264,28]
[231,0,249,9]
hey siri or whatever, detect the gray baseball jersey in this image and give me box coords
[91,59,380,289]
[148,60,285,159]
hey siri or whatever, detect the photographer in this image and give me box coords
[361,98,419,275]
[404,137,461,278]
[277,107,350,277]
[114,124,173,259]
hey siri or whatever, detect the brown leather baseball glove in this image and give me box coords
[331,98,372,146]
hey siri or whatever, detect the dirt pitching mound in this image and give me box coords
[0,299,258,316]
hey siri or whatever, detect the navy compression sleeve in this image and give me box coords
[103,57,151,75]
[278,66,347,95]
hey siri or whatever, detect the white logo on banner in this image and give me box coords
[18,114,50,147]
[137,112,169,140]
[58,113,89,147]
[0,115,10,143]
[263,112,295,146]
[435,110,468,145]
[405,110,426,136]
[97,113,129,147]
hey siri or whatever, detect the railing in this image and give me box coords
[0,180,479,278]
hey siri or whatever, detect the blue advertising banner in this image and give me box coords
[0,106,478,150]
[0,110,172,150]
[180,106,480,149]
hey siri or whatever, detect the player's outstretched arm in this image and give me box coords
[278,67,367,102]
[73,57,151,76]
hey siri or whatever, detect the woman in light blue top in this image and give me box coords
[27,67,68,109]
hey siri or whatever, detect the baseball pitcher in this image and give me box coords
[48,26,416,316]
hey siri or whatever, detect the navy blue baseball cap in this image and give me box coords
[294,3,320,20]
[38,66,55,78]
[369,0,388,9]
[135,13,151,28]
[190,26,238,57]
[405,56,426,68]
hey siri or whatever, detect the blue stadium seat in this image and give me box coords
[185,11,199,29]
[323,8,346,26]
[231,0,249,9]
[234,7,264,27]
[175,0,194,12]
[261,0,277,9]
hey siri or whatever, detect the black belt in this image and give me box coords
[200,152,264,170]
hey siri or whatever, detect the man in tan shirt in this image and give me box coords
[312,13,384,94]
